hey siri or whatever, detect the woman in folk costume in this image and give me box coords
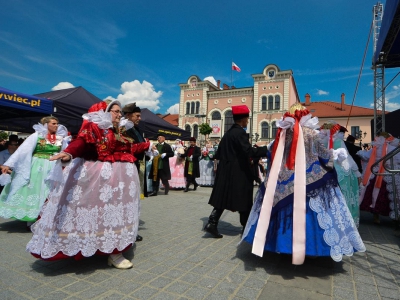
[0,116,70,228]
[168,139,186,189]
[27,100,152,269]
[196,139,216,186]
[241,103,365,264]
[319,122,362,227]
[358,132,400,224]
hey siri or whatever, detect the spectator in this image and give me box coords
[344,134,363,173]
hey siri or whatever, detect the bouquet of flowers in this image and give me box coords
[202,150,209,157]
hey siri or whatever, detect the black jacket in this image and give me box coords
[148,142,174,180]
[180,145,201,178]
[208,124,268,212]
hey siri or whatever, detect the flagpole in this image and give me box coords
[231,60,233,87]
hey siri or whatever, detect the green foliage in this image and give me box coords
[199,123,212,135]
[0,131,8,141]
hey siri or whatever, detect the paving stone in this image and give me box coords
[2,191,400,300]
[333,287,356,300]
[150,291,180,300]
[355,282,379,294]
[184,286,210,299]
[356,291,381,300]
[148,276,174,289]
[130,286,158,300]
[333,278,354,290]
[377,286,400,299]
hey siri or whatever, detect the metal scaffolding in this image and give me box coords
[373,2,385,137]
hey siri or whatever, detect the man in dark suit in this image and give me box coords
[204,105,268,238]
[344,134,363,173]
[148,133,174,196]
[180,137,201,192]
[122,102,147,242]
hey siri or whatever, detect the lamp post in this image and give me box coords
[356,130,367,147]
[251,133,260,144]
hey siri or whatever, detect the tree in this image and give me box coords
[199,123,212,136]
[0,131,8,141]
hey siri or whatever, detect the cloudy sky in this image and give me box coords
[1,0,399,114]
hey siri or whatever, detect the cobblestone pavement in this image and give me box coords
[1,186,400,300]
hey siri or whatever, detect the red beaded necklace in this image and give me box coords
[47,133,57,144]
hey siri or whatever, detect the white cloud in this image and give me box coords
[203,76,218,87]
[166,103,179,114]
[386,102,400,110]
[106,80,162,111]
[52,82,75,90]
[316,89,329,96]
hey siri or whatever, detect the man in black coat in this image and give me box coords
[204,105,268,238]
[344,134,363,173]
[122,102,148,242]
[148,133,174,196]
[180,137,201,192]
[122,103,149,194]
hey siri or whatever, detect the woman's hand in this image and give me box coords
[50,152,71,162]
[1,165,12,174]
[255,141,267,147]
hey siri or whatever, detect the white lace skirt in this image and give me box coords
[27,158,141,259]
[196,159,215,186]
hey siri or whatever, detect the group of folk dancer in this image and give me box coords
[0,100,399,268]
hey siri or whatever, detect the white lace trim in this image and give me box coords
[309,186,366,261]
[82,110,113,129]
[27,159,141,258]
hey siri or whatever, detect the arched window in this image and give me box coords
[261,96,267,111]
[191,78,197,87]
[193,124,199,139]
[271,121,278,139]
[196,102,200,114]
[224,110,233,134]
[190,102,195,114]
[185,124,191,133]
[186,102,190,115]
[268,96,274,110]
[275,95,280,110]
[261,122,269,139]
[212,111,221,120]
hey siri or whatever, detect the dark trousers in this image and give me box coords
[211,208,250,227]
[185,175,197,186]
[152,169,169,191]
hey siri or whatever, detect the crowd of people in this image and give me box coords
[0,101,399,269]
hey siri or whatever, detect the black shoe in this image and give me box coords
[148,191,158,197]
[193,183,198,191]
[184,188,189,192]
[204,223,223,238]
[165,186,169,195]
[136,235,143,242]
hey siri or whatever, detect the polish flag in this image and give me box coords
[232,62,241,72]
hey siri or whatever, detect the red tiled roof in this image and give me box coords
[301,101,378,117]
[158,113,179,126]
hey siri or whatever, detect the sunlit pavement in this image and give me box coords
[1,186,399,300]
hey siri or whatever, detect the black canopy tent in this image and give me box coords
[0,86,102,134]
[138,108,191,141]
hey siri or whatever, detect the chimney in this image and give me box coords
[223,83,229,90]
[305,93,311,106]
[217,80,221,89]
[341,93,345,110]
[231,86,236,89]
